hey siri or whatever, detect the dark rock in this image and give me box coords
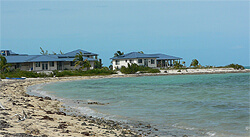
[62,129,70,133]
[55,112,66,116]
[44,97,52,100]
[27,104,34,107]
[145,124,151,128]
[81,122,87,126]
[87,102,105,105]
[39,98,44,101]
[58,123,67,129]
[0,120,10,129]
[81,132,90,136]
[40,116,54,121]
[45,111,54,114]
[0,112,9,116]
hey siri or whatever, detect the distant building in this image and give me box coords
[110,52,182,70]
[1,49,98,71]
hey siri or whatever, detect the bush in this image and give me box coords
[120,63,160,74]
[225,64,244,70]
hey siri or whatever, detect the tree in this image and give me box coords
[94,59,102,69]
[182,61,186,67]
[190,59,199,67]
[138,51,144,54]
[114,51,124,57]
[60,50,64,55]
[40,47,48,55]
[73,51,91,70]
[173,61,183,69]
[0,55,11,73]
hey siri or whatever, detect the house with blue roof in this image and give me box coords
[1,49,99,71]
[110,52,182,70]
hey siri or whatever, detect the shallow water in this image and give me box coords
[29,73,250,136]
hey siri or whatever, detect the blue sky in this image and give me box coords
[1,1,249,66]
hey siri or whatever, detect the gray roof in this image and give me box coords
[4,49,98,63]
[111,52,182,60]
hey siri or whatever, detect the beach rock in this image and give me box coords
[58,123,67,129]
[0,112,10,116]
[81,132,90,136]
[87,102,105,105]
[81,122,87,126]
[0,120,10,129]
[55,111,66,116]
[44,96,52,100]
[40,116,54,121]
[45,111,54,114]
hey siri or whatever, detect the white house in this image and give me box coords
[1,49,99,71]
[111,52,182,70]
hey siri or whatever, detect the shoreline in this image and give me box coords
[0,69,249,137]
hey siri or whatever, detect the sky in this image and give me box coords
[1,0,249,67]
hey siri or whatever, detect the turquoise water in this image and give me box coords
[36,73,249,136]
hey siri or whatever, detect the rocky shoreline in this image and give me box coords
[0,69,249,137]
[0,76,146,137]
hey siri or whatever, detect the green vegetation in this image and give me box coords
[0,69,49,79]
[120,63,160,74]
[224,64,244,70]
[0,68,116,79]
[53,68,116,77]
[190,59,199,67]
[73,51,91,70]
[0,55,11,73]
[114,51,124,57]
[173,61,183,69]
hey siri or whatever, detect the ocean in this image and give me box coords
[28,73,250,136]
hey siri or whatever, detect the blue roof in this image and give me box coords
[111,52,158,59]
[111,52,182,60]
[150,54,182,60]
[4,49,98,63]
[64,49,98,56]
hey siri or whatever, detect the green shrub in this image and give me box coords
[120,63,160,74]
[225,64,244,70]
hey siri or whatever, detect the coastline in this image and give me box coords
[0,68,249,137]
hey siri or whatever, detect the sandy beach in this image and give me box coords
[0,68,249,137]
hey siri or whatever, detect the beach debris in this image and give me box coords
[0,102,5,110]
[12,110,27,122]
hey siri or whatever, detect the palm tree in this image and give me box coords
[182,61,186,67]
[40,47,49,55]
[0,55,11,73]
[114,51,124,57]
[190,59,199,67]
[74,52,91,70]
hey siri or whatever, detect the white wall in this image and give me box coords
[112,58,157,70]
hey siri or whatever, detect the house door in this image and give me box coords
[57,62,63,70]
[144,59,148,67]
[42,63,48,70]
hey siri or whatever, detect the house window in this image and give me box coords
[125,60,127,62]
[129,60,133,63]
[70,61,75,66]
[49,62,54,67]
[115,60,120,65]
[35,62,40,67]
[138,59,142,63]
[151,59,155,64]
